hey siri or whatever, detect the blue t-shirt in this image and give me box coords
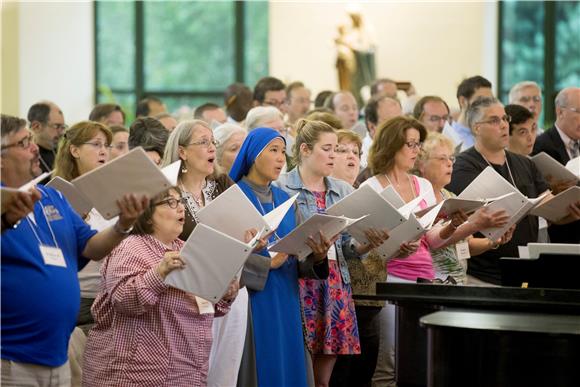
[1,185,97,367]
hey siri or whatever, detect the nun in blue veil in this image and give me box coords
[231,128,330,387]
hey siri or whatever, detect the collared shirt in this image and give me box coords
[83,234,231,386]
[555,124,577,159]
[451,121,475,151]
[1,185,97,367]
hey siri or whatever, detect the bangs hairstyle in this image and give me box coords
[161,119,218,178]
[336,129,362,158]
[292,119,337,165]
[368,116,427,175]
[53,121,112,181]
[132,187,181,235]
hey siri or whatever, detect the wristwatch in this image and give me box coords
[114,220,134,235]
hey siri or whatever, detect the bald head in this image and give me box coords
[555,87,580,140]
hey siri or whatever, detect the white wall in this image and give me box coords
[17,1,93,123]
[269,1,498,111]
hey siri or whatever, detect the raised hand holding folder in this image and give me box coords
[268,213,368,260]
[71,147,173,219]
[1,171,52,214]
[165,223,255,303]
[196,184,297,242]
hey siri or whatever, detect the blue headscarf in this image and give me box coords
[229,127,286,183]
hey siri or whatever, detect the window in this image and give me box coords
[95,1,269,122]
[498,1,580,127]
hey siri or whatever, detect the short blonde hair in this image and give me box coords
[418,132,455,163]
[336,129,362,158]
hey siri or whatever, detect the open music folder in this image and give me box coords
[459,166,549,241]
[530,186,580,222]
[268,213,368,260]
[46,176,93,216]
[196,184,298,242]
[165,223,257,302]
[531,152,579,182]
[71,147,173,219]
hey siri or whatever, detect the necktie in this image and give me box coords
[570,140,580,159]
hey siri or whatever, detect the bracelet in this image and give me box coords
[489,239,499,250]
[114,220,134,235]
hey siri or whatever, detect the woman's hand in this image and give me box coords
[156,251,186,279]
[306,231,339,262]
[116,193,150,231]
[469,207,509,230]
[270,253,290,269]
[488,225,516,250]
[244,228,270,253]
[449,210,469,228]
[397,240,420,258]
[356,228,390,254]
[222,278,239,301]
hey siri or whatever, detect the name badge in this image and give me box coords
[195,296,215,314]
[327,245,337,261]
[40,245,67,267]
[456,240,470,260]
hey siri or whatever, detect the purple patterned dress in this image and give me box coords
[299,191,361,355]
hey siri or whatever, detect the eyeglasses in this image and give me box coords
[561,106,580,114]
[188,138,219,148]
[404,141,423,150]
[429,155,456,163]
[83,141,112,150]
[336,146,361,157]
[46,122,68,131]
[155,197,184,209]
[426,114,450,123]
[1,134,34,150]
[477,115,511,126]
[518,96,542,103]
[263,100,287,109]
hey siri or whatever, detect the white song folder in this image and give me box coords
[196,184,297,242]
[165,223,256,303]
[268,213,368,260]
[46,176,93,216]
[531,152,579,182]
[71,147,173,219]
[530,186,580,222]
[459,166,549,241]
[374,214,432,260]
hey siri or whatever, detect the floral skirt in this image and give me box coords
[299,260,361,355]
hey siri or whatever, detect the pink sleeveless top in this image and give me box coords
[386,176,435,281]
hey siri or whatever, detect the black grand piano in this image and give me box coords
[357,253,580,387]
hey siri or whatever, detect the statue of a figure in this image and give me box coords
[335,12,376,106]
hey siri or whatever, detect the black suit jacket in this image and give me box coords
[532,126,580,243]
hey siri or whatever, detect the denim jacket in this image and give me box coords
[274,168,361,284]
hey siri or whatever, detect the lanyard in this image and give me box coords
[26,199,60,249]
[384,173,417,199]
[476,149,517,187]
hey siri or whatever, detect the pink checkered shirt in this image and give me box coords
[82,234,231,386]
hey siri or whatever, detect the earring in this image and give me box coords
[181,160,188,174]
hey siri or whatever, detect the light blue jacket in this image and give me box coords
[274,167,361,284]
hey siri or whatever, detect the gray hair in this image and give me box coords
[508,81,541,104]
[161,119,210,167]
[214,123,246,164]
[555,87,579,108]
[466,96,501,131]
[244,106,283,131]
